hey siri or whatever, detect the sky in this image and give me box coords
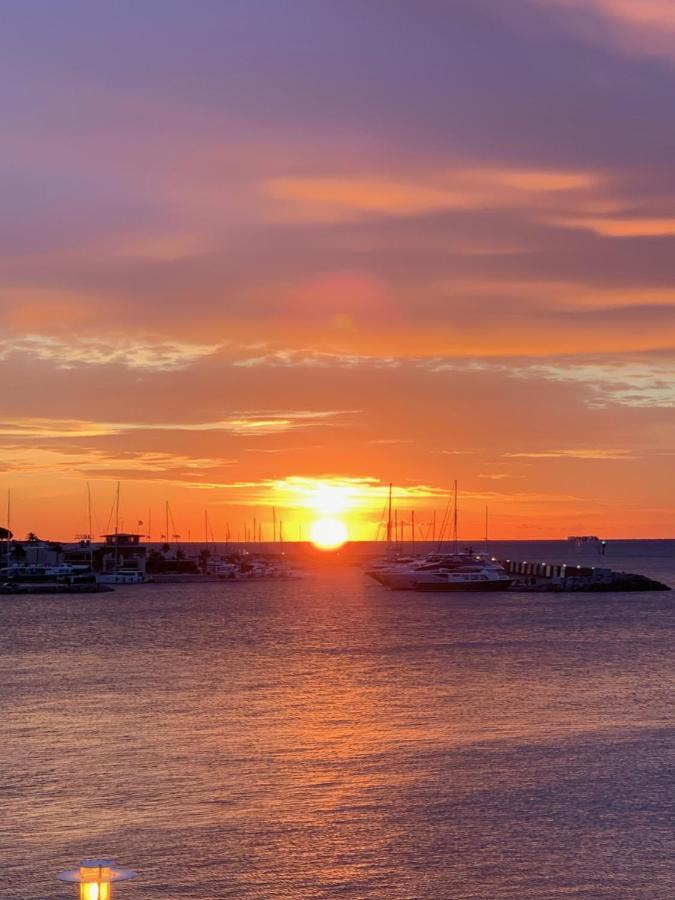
[1,0,675,542]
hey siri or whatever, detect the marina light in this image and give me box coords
[58,860,135,900]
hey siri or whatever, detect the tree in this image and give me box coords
[11,542,26,563]
[48,542,64,563]
[0,527,13,541]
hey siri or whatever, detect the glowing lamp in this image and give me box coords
[58,860,136,900]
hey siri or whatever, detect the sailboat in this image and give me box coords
[366,482,510,591]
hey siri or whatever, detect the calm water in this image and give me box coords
[2,541,674,899]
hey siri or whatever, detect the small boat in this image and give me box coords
[97,571,146,584]
[1,581,114,594]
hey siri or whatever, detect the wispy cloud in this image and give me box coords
[425,354,675,408]
[0,411,351,439]
[0,446,233,480]
[521,359,675,407]
[264,166,598,222]
[504,449,636,460]
[181,475,454,506]
[538,0,675,62]
[556,216,675,237]
[233,349,399,369]
[0,334,221,371]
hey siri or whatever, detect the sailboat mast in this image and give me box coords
[485,505,489,552]
[6,489,11,569]
[87,482,94,570]
[114,481,120,572]
[386,483,393,548]
[453,479,458,553]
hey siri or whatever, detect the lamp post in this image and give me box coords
[58,860,136,900]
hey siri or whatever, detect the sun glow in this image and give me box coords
[310,517,348,550]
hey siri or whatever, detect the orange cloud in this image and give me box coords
[504,449,636,460]
[264,166,598,221]
[557,217,675,237]
[538,0,675,61]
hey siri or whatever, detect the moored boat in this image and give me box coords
[374,562,512,592]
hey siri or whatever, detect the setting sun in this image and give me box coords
[310,517,349,550]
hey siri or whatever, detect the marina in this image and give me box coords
[3,544,674,900]
[1,530,671,595]
[367,552,670,593]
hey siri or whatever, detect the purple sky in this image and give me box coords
[1,0,674,539]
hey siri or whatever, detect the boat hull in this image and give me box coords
[377,573,513,592]
[410,579,513,592]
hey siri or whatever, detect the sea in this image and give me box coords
[2,540,674,899]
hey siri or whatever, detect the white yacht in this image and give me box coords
[367,482,511,591]
[374,562,512,592]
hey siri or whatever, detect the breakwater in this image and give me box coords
[502,560,670,591]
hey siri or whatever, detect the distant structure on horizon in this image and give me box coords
[568,535,606,555]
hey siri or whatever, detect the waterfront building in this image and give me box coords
[99,533,147,577]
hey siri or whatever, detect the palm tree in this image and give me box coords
[0,527,13,569]
[48,542,64,564]
[12,542,26,563]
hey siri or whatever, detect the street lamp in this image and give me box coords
[58,860,136,900]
